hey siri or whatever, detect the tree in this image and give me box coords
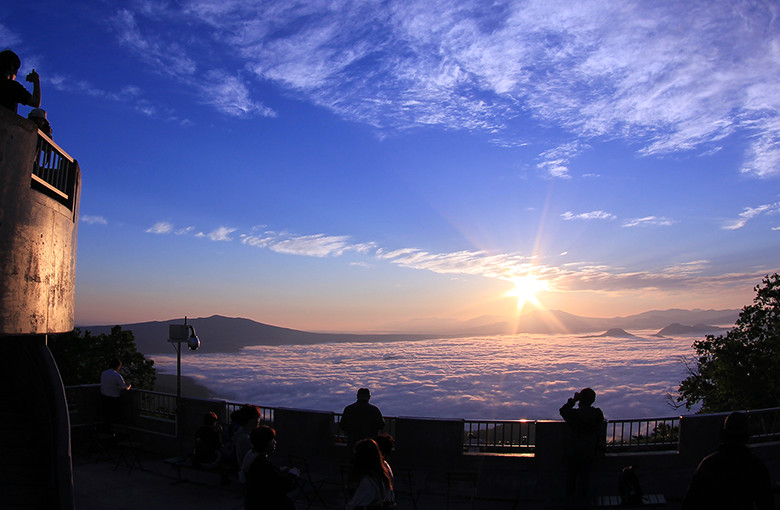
[677,273,780,413]
[48,326,156,390]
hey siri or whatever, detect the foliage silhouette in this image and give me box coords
[49,326,156,390]
[677,274,780,412]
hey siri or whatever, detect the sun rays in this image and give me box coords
[504,273,549,313]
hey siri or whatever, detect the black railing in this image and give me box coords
[463,419,536,453]
[606,416,680,452]
[64,386,780,454]
[225,401,275,426]
[31,130,78,210]
[333,413,396,445]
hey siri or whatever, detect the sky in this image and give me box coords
[4,0,779,332]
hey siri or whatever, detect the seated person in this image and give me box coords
[233,404,261,469]
[193,411,223,468]
[244,426,299,510]
[346,439,394,510]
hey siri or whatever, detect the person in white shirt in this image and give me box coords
[100,358,131,430]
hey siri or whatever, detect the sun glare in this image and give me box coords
[505,274,549,312]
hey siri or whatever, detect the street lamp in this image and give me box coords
[168,316,200,402]
[168,317,200,456]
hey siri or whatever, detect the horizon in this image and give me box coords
[5,1,779,331]
[74,306,740,337]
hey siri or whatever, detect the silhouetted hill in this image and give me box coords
[79,308,740,355]
[81,315,436,356]
[583,328,636,338]
[385,308,739,336]
[655,323,729,336]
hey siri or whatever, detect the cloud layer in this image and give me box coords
[146,220,770,296]
[152,331,700,420]
[93,1,780,178]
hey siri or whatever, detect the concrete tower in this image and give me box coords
[0,106,81,509]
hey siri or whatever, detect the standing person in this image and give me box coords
[559,388,604,506]
[244,426,299,510]
[0,49,40,114]
[341,387,385,449]
[682,412,774,510]
[346,438,395,510]
[100,358,131,430]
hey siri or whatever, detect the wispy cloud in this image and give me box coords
[270,234,355,257]
[622,216,674,228]
[110,9,197,76]
[207,227,237,241]
[144,217,773,296]
[202,71,276,118]
[0,22,21,48]
[722,201,780,230]
[537,141,588,179]
[146,221,173,234]
[561,210,615,221]
[81,215,108,225]
[92,1,780,176]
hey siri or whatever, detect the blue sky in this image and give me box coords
[4,0,779,332]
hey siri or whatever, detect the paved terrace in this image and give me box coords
[68,385,780,509]
[72,449,679,509]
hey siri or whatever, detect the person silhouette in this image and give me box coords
[340,388,385,449]
[682,412,774,509]
[0,49,40,114]
[99,357,131,430]
[559,387,605,505]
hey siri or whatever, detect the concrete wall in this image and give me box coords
[0,107,80,335]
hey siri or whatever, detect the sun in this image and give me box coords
[504,274,549,312]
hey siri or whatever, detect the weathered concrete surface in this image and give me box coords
[0,107,80,335]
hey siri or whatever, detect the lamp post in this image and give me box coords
[168,317,200,452]
[167,316,201,402]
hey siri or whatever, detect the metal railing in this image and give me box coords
[747,407,780,443]
[333,413,396,445]
[463,419,536,453]
[135,390,177,421]
[31,130,78,209]
[606,416,680,452]
[225,401,275,426]
[64,386,780,455]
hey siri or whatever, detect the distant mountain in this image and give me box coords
[655,323,729,336]
[79,308,740,356]
[80,315,437,356]
[438,308,739,336]
[583,328,636,338]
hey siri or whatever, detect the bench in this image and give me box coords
[594,494,666,506]
[164,455,232,485]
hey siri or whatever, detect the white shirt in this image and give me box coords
[100,368,127,398]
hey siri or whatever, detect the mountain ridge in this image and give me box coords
[78,308,740,356]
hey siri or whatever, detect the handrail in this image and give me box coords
[606,416,680,452]
[225,401,275,426]
[31,130,78,210]
[135,390,177,421]
[332,413,396,445]
[66,386,780,454]
[463,419,536,452]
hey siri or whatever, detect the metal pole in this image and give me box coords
[176,341,182,402]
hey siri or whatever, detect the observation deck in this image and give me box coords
[66,385,780,508]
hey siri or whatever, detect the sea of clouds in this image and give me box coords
[151,332,700,421]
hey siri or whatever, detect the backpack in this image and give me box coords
[618,466,643,506]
